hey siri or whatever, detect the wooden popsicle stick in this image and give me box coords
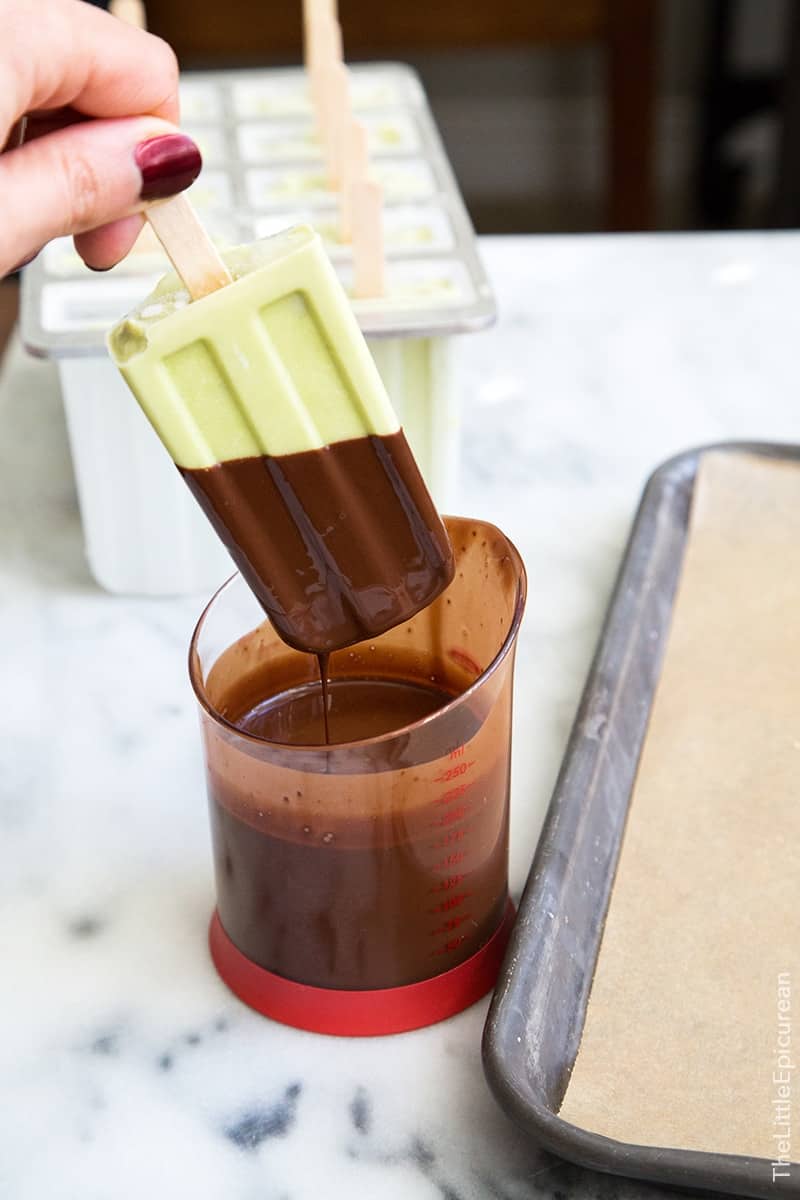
[303,0,337,45]
[108,0,230,301]
[310,69,327,140]
[320,60,351,186]
[338,119,368,242]
[309,12,343,91]
[329,14,343,60]
[110,0,146,28]
[110,0,230,301]
[146,194,232,300]
[352,178,385,299]
[311,11,343,64]
[304,0,337,29]
[308,12,344,146]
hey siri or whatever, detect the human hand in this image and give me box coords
[0,0,201,276]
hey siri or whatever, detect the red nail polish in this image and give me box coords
[135,134,202,202]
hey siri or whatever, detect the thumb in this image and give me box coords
[0,116,201,275]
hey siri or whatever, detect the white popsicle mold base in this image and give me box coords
[55,338,456,597]
[368,337,457,508]
[58,359,232,596]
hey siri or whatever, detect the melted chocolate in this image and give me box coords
[181,431,454,655]
[235,675,453,745]
[206,655,510,989]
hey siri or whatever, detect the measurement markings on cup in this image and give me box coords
[428,874,465,892]
[426,746,477,955]
[433,850,467,870]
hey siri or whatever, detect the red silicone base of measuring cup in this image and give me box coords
[208,901,516,1037]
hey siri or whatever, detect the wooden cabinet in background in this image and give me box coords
[146,0,656,231]
[146,0,610,62]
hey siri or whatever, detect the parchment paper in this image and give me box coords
[559,451,800,1161]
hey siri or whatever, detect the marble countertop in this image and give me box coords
[3,232,799,1199]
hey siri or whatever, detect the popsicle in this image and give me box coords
[108,225,454,654]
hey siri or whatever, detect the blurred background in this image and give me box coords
[2,0,798,356]
[139,0,800,235]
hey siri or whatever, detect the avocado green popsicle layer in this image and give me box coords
[106,224,454,656]
[108,225,399,468]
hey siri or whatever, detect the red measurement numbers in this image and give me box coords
[426,746,476,957]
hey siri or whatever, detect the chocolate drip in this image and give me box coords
[317,652,330,745]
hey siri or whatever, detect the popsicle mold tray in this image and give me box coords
[20,63,494,596]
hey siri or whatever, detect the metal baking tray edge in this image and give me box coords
[483,441,800,1199]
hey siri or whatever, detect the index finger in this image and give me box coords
[0,0,179,136]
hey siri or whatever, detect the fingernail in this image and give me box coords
[135,134,202,202]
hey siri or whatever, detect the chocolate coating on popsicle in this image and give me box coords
[181,430,454,654]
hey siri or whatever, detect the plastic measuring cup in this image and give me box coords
[190,516,526,1036]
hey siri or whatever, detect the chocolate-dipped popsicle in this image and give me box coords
[108,225,453,653]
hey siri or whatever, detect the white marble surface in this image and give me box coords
[3,232,800,1198]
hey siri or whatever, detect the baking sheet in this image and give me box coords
[560,450,800,1158]
[483,443,800,1199]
